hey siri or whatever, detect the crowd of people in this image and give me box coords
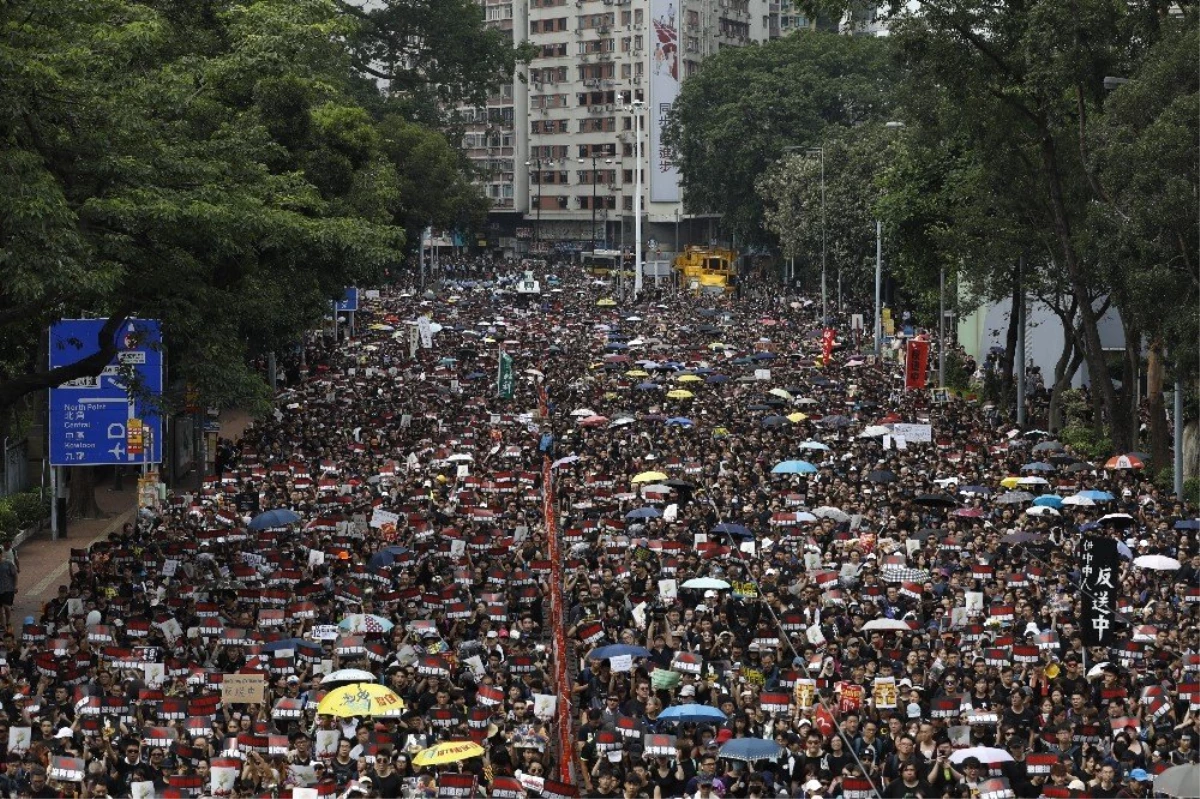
[0,259,1195,799]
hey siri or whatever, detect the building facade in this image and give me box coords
[464,0,830,257]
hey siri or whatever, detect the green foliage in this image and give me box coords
[1059,425,1113,463]
[4,490,49,530]
[0,507,18,539]
[665,31,895,242]
[0,0,492,420]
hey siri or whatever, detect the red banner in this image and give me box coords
[822,328,836,362]
[905,339,929,390]
[540,386,573,784]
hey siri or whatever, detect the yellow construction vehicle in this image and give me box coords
[673,247,738,294]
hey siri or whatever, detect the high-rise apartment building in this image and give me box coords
[465,0,832,256]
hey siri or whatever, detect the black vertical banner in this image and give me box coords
[1080,534,1120,646]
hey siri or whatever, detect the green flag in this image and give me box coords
[497,351,514,399]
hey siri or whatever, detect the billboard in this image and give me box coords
[648,0,681,202]
[48,318,163,466]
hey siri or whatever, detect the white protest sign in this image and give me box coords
[417,316,433,349]
[891,423,931,443]
[610,654,633,673]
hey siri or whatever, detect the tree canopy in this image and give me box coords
[0,0,498,421]
[664,31,895,243]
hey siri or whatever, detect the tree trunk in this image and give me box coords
[999,266,1021,400]
[1146,338,1169,473]
[66,467,103,519]
[1038,136,1124,447]
[1119,316,1141,452]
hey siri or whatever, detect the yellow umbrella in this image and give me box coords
[667,389,695,399]
[1000,476,1021,489]
[769,388,793,400]
[676,374,704,383]
[787,412,808,423]
[316,684,405,717]
[626,369,650,377]
[632,471,669,484]
[412,740,486,767]
[597,298,617,307]
[708,342,726,350]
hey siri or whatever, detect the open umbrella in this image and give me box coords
[1078,489,1115,501]
[913,494,959,508]
[772,460,817,475]
[868,469,897,484]
[858,425,891,438]
[994,491,1035,505]
[632,471,669,484]
[1061,494,1096,507]
[412,741,486,767]
[1032,495,1063,508]
[1032,440,1065,452]
[860,618,911,632]
[586,644,653,660]
[1133,555,1181,571]
[1099,512,1136,527]
[812,506,850,522]
[657,704,727,723]
[1024,506,1059,517]
[798,440,831,451]
[950,747,1014,765]
[719,738,784,762]
[248,508,302,530]
[681,578,731,590]
[712,522,753,539]
[761,415,790,427]
[316,684,405,717]
[1104,453,1144,470]
[667,389,695,400]
[625,507,663,520]
[320,669,378,685]
[786,412,809,423]
[338,615,395,634]
[1020,462,1055,472]
[1002,532,1046,544]
[1152,763,1200,797]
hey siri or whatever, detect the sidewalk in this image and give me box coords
[14,409,255,623]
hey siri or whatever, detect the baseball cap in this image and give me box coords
[54,728,74,739]
[716,729,733,743]
[1129,769,1151,782]
[803,779,823,792]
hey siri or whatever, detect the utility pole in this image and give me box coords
[874,220,882,357]
[1016,253,1027,426]
[938,264,945,389]
[1175,376,1184,497]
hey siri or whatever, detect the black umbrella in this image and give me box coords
[1002,531,1046,545]
[1064,462,1095,473]
[868,469,898,484]
[820,415,852,428]
[913,494,959,508]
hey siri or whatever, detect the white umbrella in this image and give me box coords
[446,453,474,462]
[1025,506,1060,517]
[1152,763,1200,797]
[1086,662,1112,679]
[949,747,1014,765]
[609,417,636,427]
[860,619,911,632]
[570,408,597,417]
[858,425,890,438]
[812,506,850,522]
[1133,554,1181,571]
[681,578,731,590]
[320,669,378,685]
[798,440,831,451]
[1016,476,1049,485]
[1062,495,1095,506]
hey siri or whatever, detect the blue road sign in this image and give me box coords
[48,319,164,466]
[335,287,359,313]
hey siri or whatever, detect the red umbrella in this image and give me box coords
[1104,453,1144,470]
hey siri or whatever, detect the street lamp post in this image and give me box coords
[523,157,546,254]
[617,94,645,297]
[578,154,613,251]
[781,145,825,320]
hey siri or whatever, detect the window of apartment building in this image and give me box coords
[579,195,617,210]
[634,8,643,23]
[686,9,699,28]
[621,10,631,25]
[685,59,699,77]
[622,196,633,211]
[556,196,569,209]
[685,36,698,52]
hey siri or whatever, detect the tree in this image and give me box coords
[335,0,537,126]
[664,31,895,243]
[0,0,407,425]
[1087,13,1200,469]
[757,124,894,303]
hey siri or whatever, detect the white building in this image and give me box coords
[464,0,831,256]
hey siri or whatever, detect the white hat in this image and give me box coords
[1024,622,1041,636]
[803,779,823,792]
[85,610,102,627]
[695,604,709,614]
[679,684,696,697]
[1068,780,1086,790]
[486,630,498,638]
[54,728,74,739]
[704,590,718,598]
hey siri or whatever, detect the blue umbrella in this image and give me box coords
[705,374,730,384]
[772,460,817,475]
[248,508,302,530]
[367,546,411,571]
[658,704,728,723]
[464,371,487,380]
[798,441,831,451]
[605,342,628,351]
[752,352,776,361]
[1080,521,1101,532]
[761,415,789,427]
[1175,520,1200,530]
[958,485,992,496]
[586,644,653,660]
[1117,541,1134,559]
[666,417,694,426]
[1032,495,1063,508]
[635,382,662,391]
[1021,462,1055,472]
[1079,490,1115,501]
[712,522,752,539]
[625,507,663,520]
[719,738,784,762]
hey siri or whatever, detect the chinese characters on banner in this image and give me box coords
[822,328,836,362]
[1080,534,1120,646]
[648,0,680,202]
[904,339,929,390]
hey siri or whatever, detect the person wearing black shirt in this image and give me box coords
[369,751,403,799]
[882,762,931,798]
[646,755,686,798]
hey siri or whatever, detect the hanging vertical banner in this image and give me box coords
[648,0,680,202]
[904,339,929,390]
[408,325,419,359]
[497,351,514,400]
[822,329,836,363]
[1080,534,1119,646]
[417,316,433,349]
